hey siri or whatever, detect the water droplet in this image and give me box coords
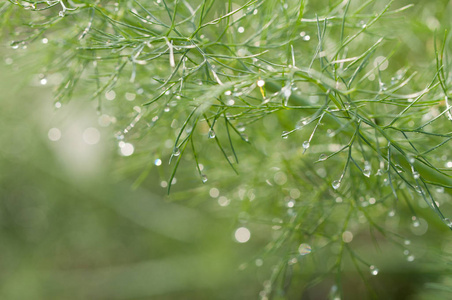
[362,162,371,177]
[48,128,61,141]
[40,77,48,85]
[388,210,396,217]
[105,90,116,100]
[59,11,65,17]
[234,227,250,243]
[404,239,411,246]
[125,92,136,101]
[287,199,295,208]
[218,196,230,207]
[412,219,420,228]
[172,147,180,156]
[407,255,415,262]
[154,158,162,166]
[302,35,311,41]
[201,174,208,183]
[286,257,297,266]
[209,187,220,198]
[42,38,48,44]
[444,218,452,227]
[255,258,263,267]
[115,132,124,141]
[55,102,62,109]
[319,154,327,161]
[97,114,111,127]
[413,171,420,179]
[257,79,265,87]
[282,86,292,99]
[282,131,289,139]
[414,185,422,194]
[369,265,379,276]
[342,231,353,243]
[82,127,101,145]
[403,250,410,256]
[119,143,134,156]
[332,180,341,190]
[164,105,170,112]
[374,56,388,71]
[394,164,405,173]
[208,129,216,139]
[10,41,20,49]
[327,130,335,137]
[238,26,245,33]
[298,243,312,255]
[302,141,310,149]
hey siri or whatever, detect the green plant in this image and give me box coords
[2,0,452,299]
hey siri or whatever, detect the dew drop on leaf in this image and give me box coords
[172,147,180,156]
[332,180,341,190]
[234,227,250,243]
[298,243,312,255]
[444,218,452,227]
[302,141,310,149]
[255,258,263,267]
[369,265,379,276]
[208,129,216,139]
[119,143,134,156]
[201,174,208,183]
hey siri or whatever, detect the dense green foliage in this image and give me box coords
[1,0,452,299]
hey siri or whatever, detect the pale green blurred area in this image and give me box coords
[0,46,261,299]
